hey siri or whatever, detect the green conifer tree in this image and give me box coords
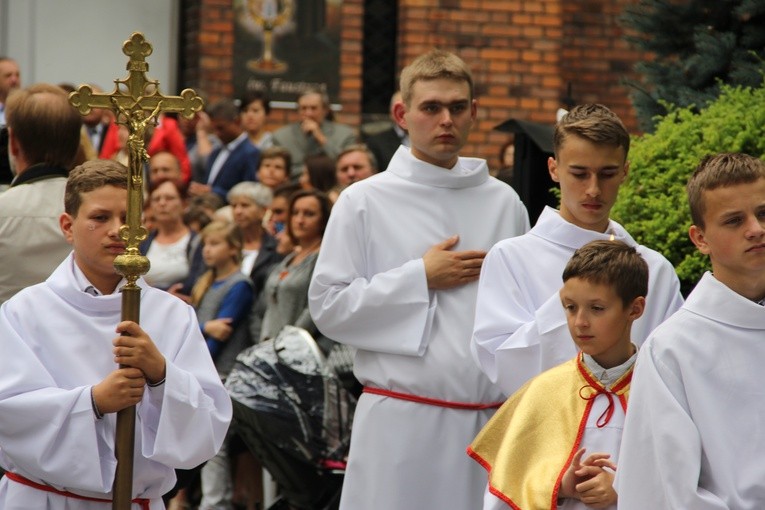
[621,0,765,131]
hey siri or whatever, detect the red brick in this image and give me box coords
[187,0,648,154]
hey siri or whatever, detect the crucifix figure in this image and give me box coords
[68,31,204,510]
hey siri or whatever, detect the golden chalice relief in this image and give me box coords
[237,0,294,73]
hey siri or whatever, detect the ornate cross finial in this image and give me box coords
[68,32,204,287]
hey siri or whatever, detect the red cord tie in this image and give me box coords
[5,472,151,510]
[363,386,504,410]
[579,384,616,428]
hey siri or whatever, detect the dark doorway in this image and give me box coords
[494,118,558,225]
[362,0,398,119]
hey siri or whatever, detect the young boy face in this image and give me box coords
[560,277,644,369]
[257,156,288,188]
[394,78,476,169]
[549,135,628,233]
[689,177,765,298]
[60,185,127,293]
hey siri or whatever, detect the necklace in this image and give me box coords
[272,240,321,303]
[289,239,321,266]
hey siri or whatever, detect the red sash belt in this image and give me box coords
[363,386,504,410]
[5,472,151,510]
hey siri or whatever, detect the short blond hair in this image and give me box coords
[687,153,765,228]
[399,49,473,106]
[553,104,630,159]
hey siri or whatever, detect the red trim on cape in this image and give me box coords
[551,380,595,509]
[467,354,632,510]
[466,446,523,510]
[550,354,631,507]
[363,386,503,410]
[577,354,632,414]
[5,472,151,510]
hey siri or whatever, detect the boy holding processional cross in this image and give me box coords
[0,159,231,509]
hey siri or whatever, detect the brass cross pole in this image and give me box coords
[68,32,203,510]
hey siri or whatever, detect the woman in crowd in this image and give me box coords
[250,189,332,343]
[228,181,284,296]
[140,178,196,290]
[299,153,337,195]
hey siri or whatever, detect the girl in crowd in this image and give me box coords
[191,221,258,510]
[190,220,254,377]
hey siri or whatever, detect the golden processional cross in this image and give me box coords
[68,32,203,510]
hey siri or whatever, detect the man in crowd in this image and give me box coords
[189,99,259,202]
[335,143,377,187]
[0,83,81,304]
[149,150,183,186]
[272,87,356,177]
[0,56,21,185]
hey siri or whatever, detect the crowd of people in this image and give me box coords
[1,47,765,510]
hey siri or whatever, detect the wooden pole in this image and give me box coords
[112,288,140,509]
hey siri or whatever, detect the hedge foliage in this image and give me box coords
[611,81,765,292]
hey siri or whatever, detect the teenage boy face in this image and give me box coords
[394,78,476,169]
[560,277,644,369]
[60,185,127,293]
[689,178,765,298]
[549,135,628,233]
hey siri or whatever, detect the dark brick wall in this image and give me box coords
[183,0,646,165]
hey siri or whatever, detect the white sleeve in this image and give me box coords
[471,244,572,395]
[483,482,512,510]
[139,305,232,469]
[639,250,685,337]
[616,342,729,510]
[308,192,434,357]
[0,307,114,491]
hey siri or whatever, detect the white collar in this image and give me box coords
[70,255,127,296]
[684,272,765,330]
[224,131,249,152]
[530,207,637,250]
[582,348,638,388]
[386,145,489,189]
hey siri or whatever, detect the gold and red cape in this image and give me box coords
[468,354,632,510]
